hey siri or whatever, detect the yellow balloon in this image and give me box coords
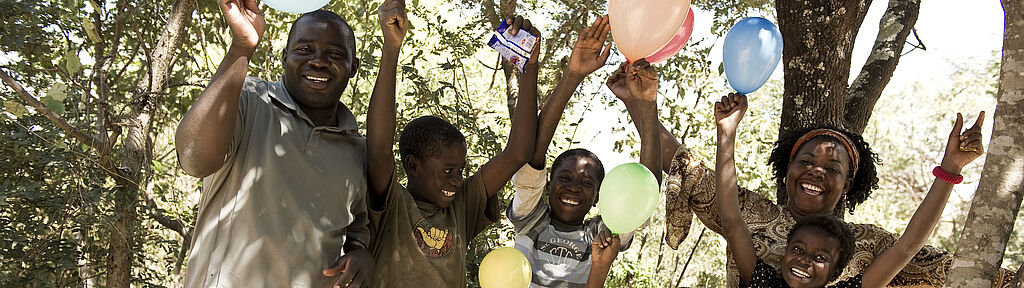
[479,247,532,288]
[609,0,691,61]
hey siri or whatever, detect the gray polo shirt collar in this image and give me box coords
[270,77,359,133]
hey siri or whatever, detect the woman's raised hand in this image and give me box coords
[624,59,658,103]
[941,112,986,174]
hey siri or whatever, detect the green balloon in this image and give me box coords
[598,163,659,234]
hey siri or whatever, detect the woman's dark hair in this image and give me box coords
[550,148,605,185]
[767,126,879,215]
[787,215,856,280]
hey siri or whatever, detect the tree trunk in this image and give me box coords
[775,0,869,135]
[105,0,194,286]
[772,0,919,209]
[944,0,1024,285]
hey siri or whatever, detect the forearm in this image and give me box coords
[658,121,681,174]
[864,176,954,286]
[715,126,759,281]
[585,262,612,288]
[625,100,662,183]
[175,45,253,177]
[530,73,584,168]
[714,128,743,231]
[507,64,540,165]
[366,50,400,198]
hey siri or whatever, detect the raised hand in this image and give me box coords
[505,15,542,65]
[605,62,630,100]
[591,232,621,267]
[625,59,658,103]
[567,15,613,79]
[219,0,266,53]
[379,0,408,54]
[714,93,747,133]
[941,112,986,174]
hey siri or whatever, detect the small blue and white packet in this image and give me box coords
[487,21,538,73]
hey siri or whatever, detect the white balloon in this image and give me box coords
[263,0,330,14]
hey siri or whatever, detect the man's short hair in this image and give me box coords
[286,10,356,56]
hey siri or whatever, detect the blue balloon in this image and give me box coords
[263,0,330,14]
[722,17,783,94]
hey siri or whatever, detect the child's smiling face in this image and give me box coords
[406,142,467,208]
[781,227,842,288]
[547,156,601,226]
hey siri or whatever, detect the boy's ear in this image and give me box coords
[403,155,419,176]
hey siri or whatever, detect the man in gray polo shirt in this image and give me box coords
[175,0,408,286]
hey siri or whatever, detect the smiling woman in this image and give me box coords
[660,111,1018,286]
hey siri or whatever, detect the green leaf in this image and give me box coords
[4,100,28,118]
[82,18,101,44]
[46,82,68,101]
[42,97,65,114]
[65,51,82,75]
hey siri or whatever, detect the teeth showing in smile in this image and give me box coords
[791,268,811,278]
[560,196,579,206]
[442,190,455,197]
[801,183,823,195]
[305,76,328,82]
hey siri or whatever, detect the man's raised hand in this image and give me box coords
[219,0,266,53]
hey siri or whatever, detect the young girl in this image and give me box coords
[714,93,986,287]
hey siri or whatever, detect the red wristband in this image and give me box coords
[932,166,963,184]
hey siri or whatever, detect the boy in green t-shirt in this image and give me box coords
[362,9,540,286]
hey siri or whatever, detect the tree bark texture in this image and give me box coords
[105,0,194,287]
[945,0,1024,286]
[844,0,920,134]
[776,0,870,134]
[773,0,920,211]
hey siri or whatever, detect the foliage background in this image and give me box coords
[1,0,1020,287]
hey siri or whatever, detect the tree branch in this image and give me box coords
[844,0,921,134]
[0,69,105,149]
[142,189,190,240]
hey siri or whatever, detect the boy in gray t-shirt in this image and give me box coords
[506,15,663,287]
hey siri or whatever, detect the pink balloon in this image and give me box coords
[609,0,691,62]
[646,8,695,64]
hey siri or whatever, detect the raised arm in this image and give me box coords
[478,16,539,198]
[366,0,408,206]
[713,93,757,284]
[607,60,663,183]
[529,16,612,169]
[175,0,265,177]
[862,112,986,287]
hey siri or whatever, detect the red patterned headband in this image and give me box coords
[789,129,860,177]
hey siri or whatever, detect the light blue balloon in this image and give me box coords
[263,0,330,14]
[723,17,783,94]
